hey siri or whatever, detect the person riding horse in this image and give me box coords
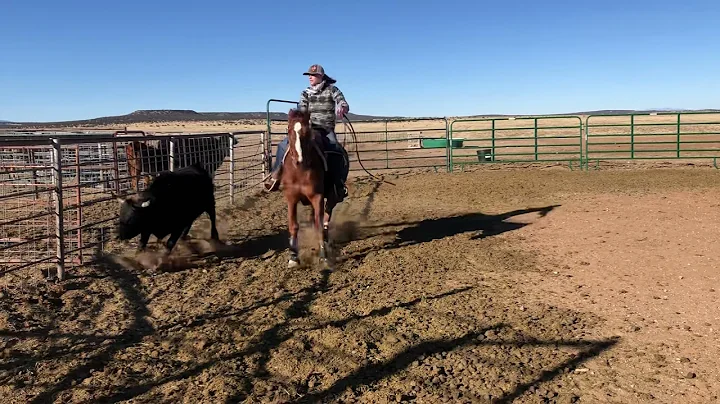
[264,64,350,201]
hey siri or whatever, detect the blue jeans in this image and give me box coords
[273,131,348,182]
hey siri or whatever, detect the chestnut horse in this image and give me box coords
[281,108,340,268]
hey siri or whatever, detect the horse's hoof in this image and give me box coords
[322,241,333,256]
[288,259,300,269]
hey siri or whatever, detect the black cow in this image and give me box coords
[125,135,237,191]
[116,162,220,253]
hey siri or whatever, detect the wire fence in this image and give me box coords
[0,130,267,280]
[4,111,720,280]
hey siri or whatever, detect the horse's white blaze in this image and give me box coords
[293,122,303,162]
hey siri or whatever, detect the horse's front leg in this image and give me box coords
[323,197,335,243]
[288,199,300,268]
[310,193,327,265]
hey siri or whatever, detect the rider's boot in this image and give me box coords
[339,182,348,200]
[335,175,348,201]
[264,164,283,192]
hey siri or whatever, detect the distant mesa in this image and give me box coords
[5,109,398,128]
[0,120,19,127]
[128,109,203,117]
[3,107,719,129]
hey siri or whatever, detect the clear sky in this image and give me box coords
[1,0,718,122]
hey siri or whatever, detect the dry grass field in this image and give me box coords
[37,111,720,170]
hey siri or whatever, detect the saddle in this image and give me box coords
[310,125,349,198]
[310,126,348,170]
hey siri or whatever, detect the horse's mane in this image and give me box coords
[287,108,326,169]
[288,108,309,122]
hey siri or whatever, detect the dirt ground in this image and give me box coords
[1,166,719,403]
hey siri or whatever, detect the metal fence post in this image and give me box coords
[75,144,83,265]
[261,131,269,176]
[444,117,449,172]
[229,133,235,205]
[169,137,176,171]
[676,113,681,158]
[580,120,585,170]
[534,118,539,161]
[385,121,389,169]
[491,120,496,161]
[51,138,66,281]
[630,114,635,159]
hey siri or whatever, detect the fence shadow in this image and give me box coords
[25,252,154,404]
[88,286,476,403]
[395,205,558,245]
[337,205,559,264]
[2,259,620,404]
[294,332,619,403]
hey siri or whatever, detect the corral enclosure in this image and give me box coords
[264,110,720,172]
[0,130,267,277]
[2,109,720,278]
[1,109,720,403]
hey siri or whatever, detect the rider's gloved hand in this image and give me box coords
[336,104,348,118]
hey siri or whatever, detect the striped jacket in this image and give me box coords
[298,82,349,132]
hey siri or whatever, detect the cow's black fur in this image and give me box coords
[116,162,220,252]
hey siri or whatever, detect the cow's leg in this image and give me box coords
[206,201,220,241]
[165,229,184,253]
[148,229,183,272]
[288,200,300,268]
[138,232,150,252]
[180,225,192,240]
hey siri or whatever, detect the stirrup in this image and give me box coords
[264,177,280,192]
[336,184,348,200]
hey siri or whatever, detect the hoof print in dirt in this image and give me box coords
[261,250,276,260]
[205,255,221,265]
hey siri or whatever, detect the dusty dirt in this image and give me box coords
[1,167,719,403]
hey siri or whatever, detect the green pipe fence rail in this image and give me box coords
[2,107,720,278]
[584,111,720,170]
[266,99,450,174]
[341,117,449,173]
[266,99,720,173]
[448,116,584,171]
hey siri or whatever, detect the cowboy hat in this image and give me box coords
[303,64,336,84]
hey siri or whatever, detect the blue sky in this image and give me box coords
[1,0,718,122]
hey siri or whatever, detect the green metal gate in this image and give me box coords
[584,112,720,169]
[266,99,450,173]
[448,116,583,171]
[266,97,720,174]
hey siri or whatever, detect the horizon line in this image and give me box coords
[3,107,720,124]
